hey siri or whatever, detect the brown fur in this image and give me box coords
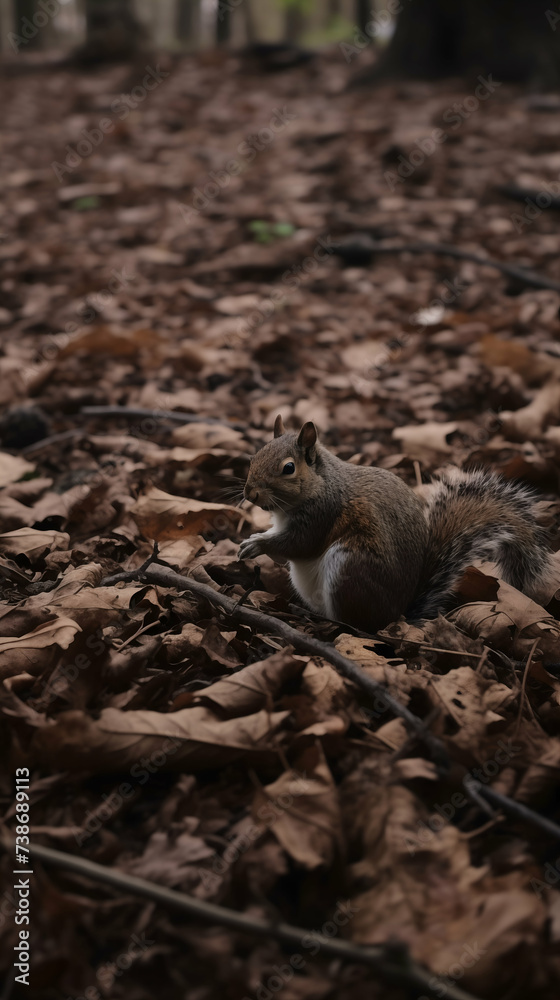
[240,420,427,630]
[239,421,554,632]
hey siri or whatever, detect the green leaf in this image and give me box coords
[272,222,295,237]
[248,219,296,243]
[71,196,101,211]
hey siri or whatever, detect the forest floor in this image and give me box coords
[2,46,560,1000]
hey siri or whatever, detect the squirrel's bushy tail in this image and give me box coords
[407,469,554,622]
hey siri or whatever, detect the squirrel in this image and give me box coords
[238,415,555,633]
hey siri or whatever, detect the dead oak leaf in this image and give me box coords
[123,827,213,887]
[0,616,82,680]
[170,422,250,452]
[450,571,560,663]
[345,759,544,992]
[0,527,70,565]
[392,421,459,462]
[0,495,35,531]
[58,325,162,362]
[188,651,307,717]
[253,745,341,869]
[24,578,147,631]
[0,452,35,487]
[32,704,290,773]
[334,633,428,712]
[130,487,248,541]
[428,667,512,750]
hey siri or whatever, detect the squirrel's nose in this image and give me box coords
[245,487,259,504]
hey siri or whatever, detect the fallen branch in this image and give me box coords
[101,563,449,770]
[498,184,560,211]
[81,406,245,431]
[1,839,481,1000]
[465,779,560,842]
[21,429,82,455]
[332,239,560,294]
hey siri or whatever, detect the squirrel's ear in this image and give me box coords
[297,421,318,452]
[273,414,285,438]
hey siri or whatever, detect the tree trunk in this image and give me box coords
[357,0,560,87]
[74,0,146,64]
[11,0,42,50]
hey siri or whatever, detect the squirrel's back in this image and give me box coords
[408,468,554,621]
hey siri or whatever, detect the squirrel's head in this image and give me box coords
[243,415,321,512]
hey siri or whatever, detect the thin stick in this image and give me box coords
[514,638,539,737]
[335,240,560,294]
[459,816,505,840]
[464,780,560,841]
[475,648,488,674]
[21,429,82,455]
[418,645,482,659]
[81,406,245,431]
[463,778,499,819]
[101,563,449,770]
[498,184,560,210]
[0,840,481,1000]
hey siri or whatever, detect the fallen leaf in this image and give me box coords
[0,452,35,487]
[253,745,341,869]
[392,421,458,461]
[130,487,248,541]
[0,527,70,564]
[0,616,82,680]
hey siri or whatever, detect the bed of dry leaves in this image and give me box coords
[2,45,560,1000]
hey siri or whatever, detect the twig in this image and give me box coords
[137,540,160,574]
[463,777,499,819]
[21,429,82,455]
[459,816,505,840]
[464,779,560,841]
[498,184,560,211]
[101,563,449,771]
[475,649,488,673]
[417,645,483,659]
[333,239,560,294]
[514,638,539,736]
[81,406,245,431]
[0,840,481,1000]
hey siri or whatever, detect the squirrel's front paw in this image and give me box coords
[238,535,265,561]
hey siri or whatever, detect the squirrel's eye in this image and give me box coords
[282,461,296,476]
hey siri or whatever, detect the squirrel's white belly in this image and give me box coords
[289,543,345,618]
